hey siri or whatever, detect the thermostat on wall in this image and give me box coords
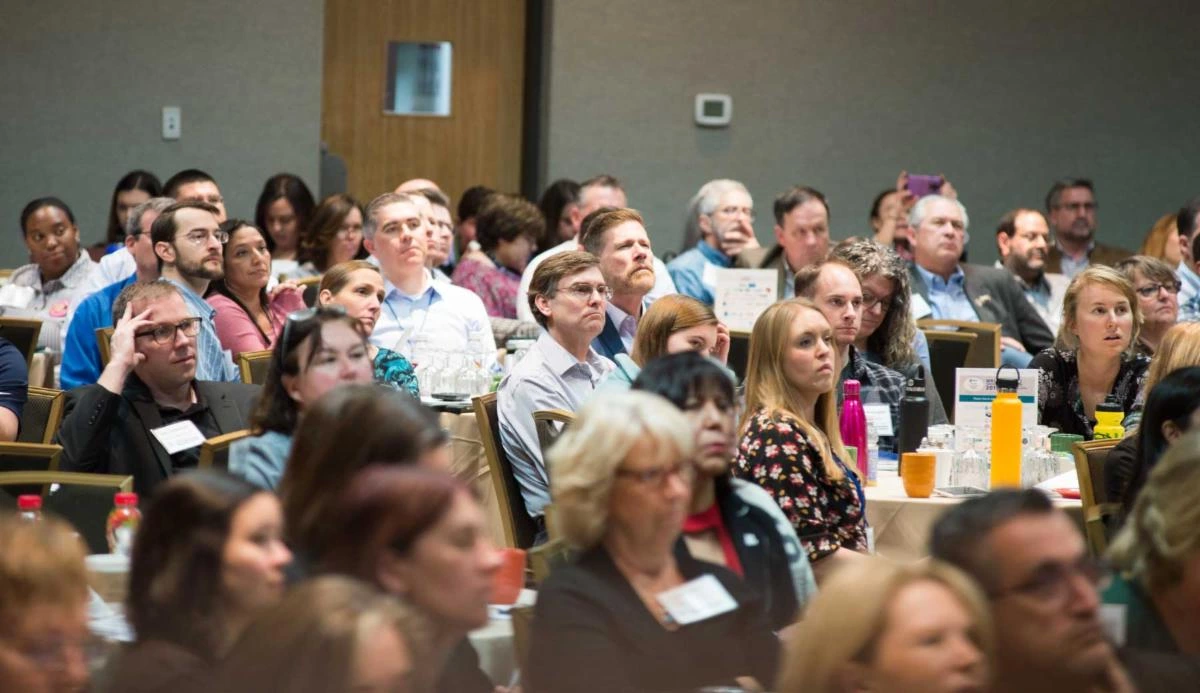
[695,93,732,127]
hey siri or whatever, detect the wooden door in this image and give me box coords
[322,0,526,206]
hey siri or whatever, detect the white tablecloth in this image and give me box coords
[469,589,536,686]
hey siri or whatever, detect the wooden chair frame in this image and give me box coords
[1072,438,1120,557]
[0,316,43,368]
[0,471,132,493]
[0,441,62,472]
[237,350,274,385]
[23,386,66,445]
[96,327,115,367]
[918,319,1002,369]
[474,392,538,548]
[198,429,253,469]
[532,408,575,460]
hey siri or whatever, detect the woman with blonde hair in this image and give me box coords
[1139,212,1181,268]
[1105,429,1200,655]
[779,557,992,693]
[734,298,866,581]
[603,293,731,387]
[1030,265,1150,438]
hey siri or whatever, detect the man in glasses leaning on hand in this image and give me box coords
[55,280,259,496]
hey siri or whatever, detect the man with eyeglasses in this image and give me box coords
[737,185,831,300]
[498,251,614,537]
[667,179,760,305]
[995,208,1070,334]
[1044,179,1130,279]
[60,197,173,390]
[150,201,240,382]
[56,280,259,495]
[905,195,1054,368]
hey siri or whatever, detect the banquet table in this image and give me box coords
[865,471,1083,563]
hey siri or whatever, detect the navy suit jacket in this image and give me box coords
[591,314,627,362]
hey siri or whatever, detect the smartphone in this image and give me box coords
[906,174,943,198]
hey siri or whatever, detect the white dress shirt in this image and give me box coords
[369,274,497,366]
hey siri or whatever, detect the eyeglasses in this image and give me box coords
[990,556,1112,605]
[862,292,894,313]
[134,317,202,345]
[713,205,755,222]
[335,224,363,240]
[178,229,230,246]
[280,305,348,353]
[616,461,693,487]
[1134,281,1181,298]
[556,283,612,301]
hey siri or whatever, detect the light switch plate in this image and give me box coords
[162,106,181,140]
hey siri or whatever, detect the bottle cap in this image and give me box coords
[995,366,1020,392]
[843,379,861,397]
[1096,395,1123,414]
[17,495,41,510]
[114,492,138,506]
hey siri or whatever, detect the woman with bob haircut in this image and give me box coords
[451,193,543,318]
[228,306,375,490]
[216,575,431,693]
[104,470,292,691]
[254,173,316,280]
[317,466,502,692]
[604,293,730,387]
[778,557,992,693]
[633,351,815,626]
[1105,428,1200,655]
[528,390,780,693]
[297,193,367,276]
[734,298,866,580]
[1031,265,1149,439]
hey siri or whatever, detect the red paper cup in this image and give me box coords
[489,548,526,605]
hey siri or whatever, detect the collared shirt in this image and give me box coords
[76,248,136,304]
[124,375,221,472]
[605,301,643,353]
[60,275,137,389]
[166,279,241,383]
[1178,262,1200,309]
[516,238,678,323]
[666,240,731,305]
[370,274,497,366]
[497,332,613,517]
[993,260,1067,334]
[914,264,979,323]
[781,257,798,300]
[1057,240,1094,279]
[1,252,96,352]
[838,346,906,449]
[1180,292,1200,323]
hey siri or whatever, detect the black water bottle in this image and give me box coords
[898,365,930,459]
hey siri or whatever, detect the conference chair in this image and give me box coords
[0,317,42,369]
[921,330,977,423]
[473,392,539,549]
[1071,438,1120,557]
[727,329,751,383]
[18,386,65,445]
[532,409,575,462]
[0,471,133,554]
[918,319,1002,369]
[238,350,273,385]
[96,327,115,366]
[198,429,253,470]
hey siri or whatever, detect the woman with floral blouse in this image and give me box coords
[734,298,867,583]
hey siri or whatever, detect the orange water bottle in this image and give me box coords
[989,367,1023,488]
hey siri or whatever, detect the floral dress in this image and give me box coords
[733,408,867,563]
[451,256,520,319]
[373,347,419,397]
[1030,347,1149,439]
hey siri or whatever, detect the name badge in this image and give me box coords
[863,403,894,436]
[150,420,207,455]
[1099,604,1127,646]
[656,574,738,626]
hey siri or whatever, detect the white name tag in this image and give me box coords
[863,403,894,436]
[1099,604,1127,646]
[150,420,207,455]
[656,574,738,626]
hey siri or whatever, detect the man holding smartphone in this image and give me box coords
[668,179,759,304]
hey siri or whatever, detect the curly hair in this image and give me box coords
[829,237,918,367]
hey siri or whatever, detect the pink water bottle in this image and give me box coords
[840,380,868,478]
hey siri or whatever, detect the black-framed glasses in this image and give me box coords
[990,556,1112,605]
[280,305,348,352]
[134,317,202,345]
[1134,281,1181,298]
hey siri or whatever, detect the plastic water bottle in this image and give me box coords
[840,380,869,479]
[898,366,930,457]
[989,367,1023,488]
[106,492,142,556]
[17,495,41,523]
[1093,395,1125,440]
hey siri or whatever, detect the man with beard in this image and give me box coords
[1044,179,1130,278]
[995,208,1069,334]
[150,201,240,381]
[579,207,659,360]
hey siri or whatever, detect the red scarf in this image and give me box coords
[683,504,744,577]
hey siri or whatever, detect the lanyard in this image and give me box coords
[384,287,437,355]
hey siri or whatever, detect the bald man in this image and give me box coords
[395,178,443,195]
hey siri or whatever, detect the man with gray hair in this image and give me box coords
[667,179,760,304]
[904,194,1053,368]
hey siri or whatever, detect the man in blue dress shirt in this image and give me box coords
[667,179,760,305]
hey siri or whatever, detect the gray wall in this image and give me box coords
[0,0,324,266]
[543,0,1200,262]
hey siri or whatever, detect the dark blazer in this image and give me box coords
[1044,241,1131,274]
[527,541,779,693]
[908,262,1055,354]
[735,244,791,298]
[591,314,628,362]
[56,379,260,496]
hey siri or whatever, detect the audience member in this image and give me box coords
[56,281,259,495]
[4,197,97,352]
[1114,255,1179,355]
[0,337,27,441]
[536,178,580,254]
[278,383,449,564]
[995,208,1070,334]
[1106,430,1200,655]
[604,293,729,387]
[363,192,496,364]
[1178,225,1200,322]
[61,197,171,390]
[151,201,241,381]
[869,187,913,260]
[254,173,316,280]
[296,193,366,276]
[451,193,542,318]
[206,220,306,357]
[517,175,676,323]
[405,191,451,283]
[216,576,428,693]
[1044,178,1131,277]
[633,352,815,624]
[228,307,374,490]
[778,557,991,693]
[734,299,866,581]
[0,514,90,693]
[579,207,659,360]
[452,184,495,265]
[930,490,1136,693]
[317,260,418,394]
[1140,212,1181,268]
[905,194,1054,368]
[1031,266,1148,439]
[318,466,502,692]
[1175,197,1200,306]
[738,185,831,299]
[103,470,291,693]
[498,251,613,528]
[102,169,161,250]
[529,391,780,692]
[395,177,443,195]
[416,188,455,276]
[668,179,760,304]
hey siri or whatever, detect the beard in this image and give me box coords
[177,253,224,281]
[624,265,655,293]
